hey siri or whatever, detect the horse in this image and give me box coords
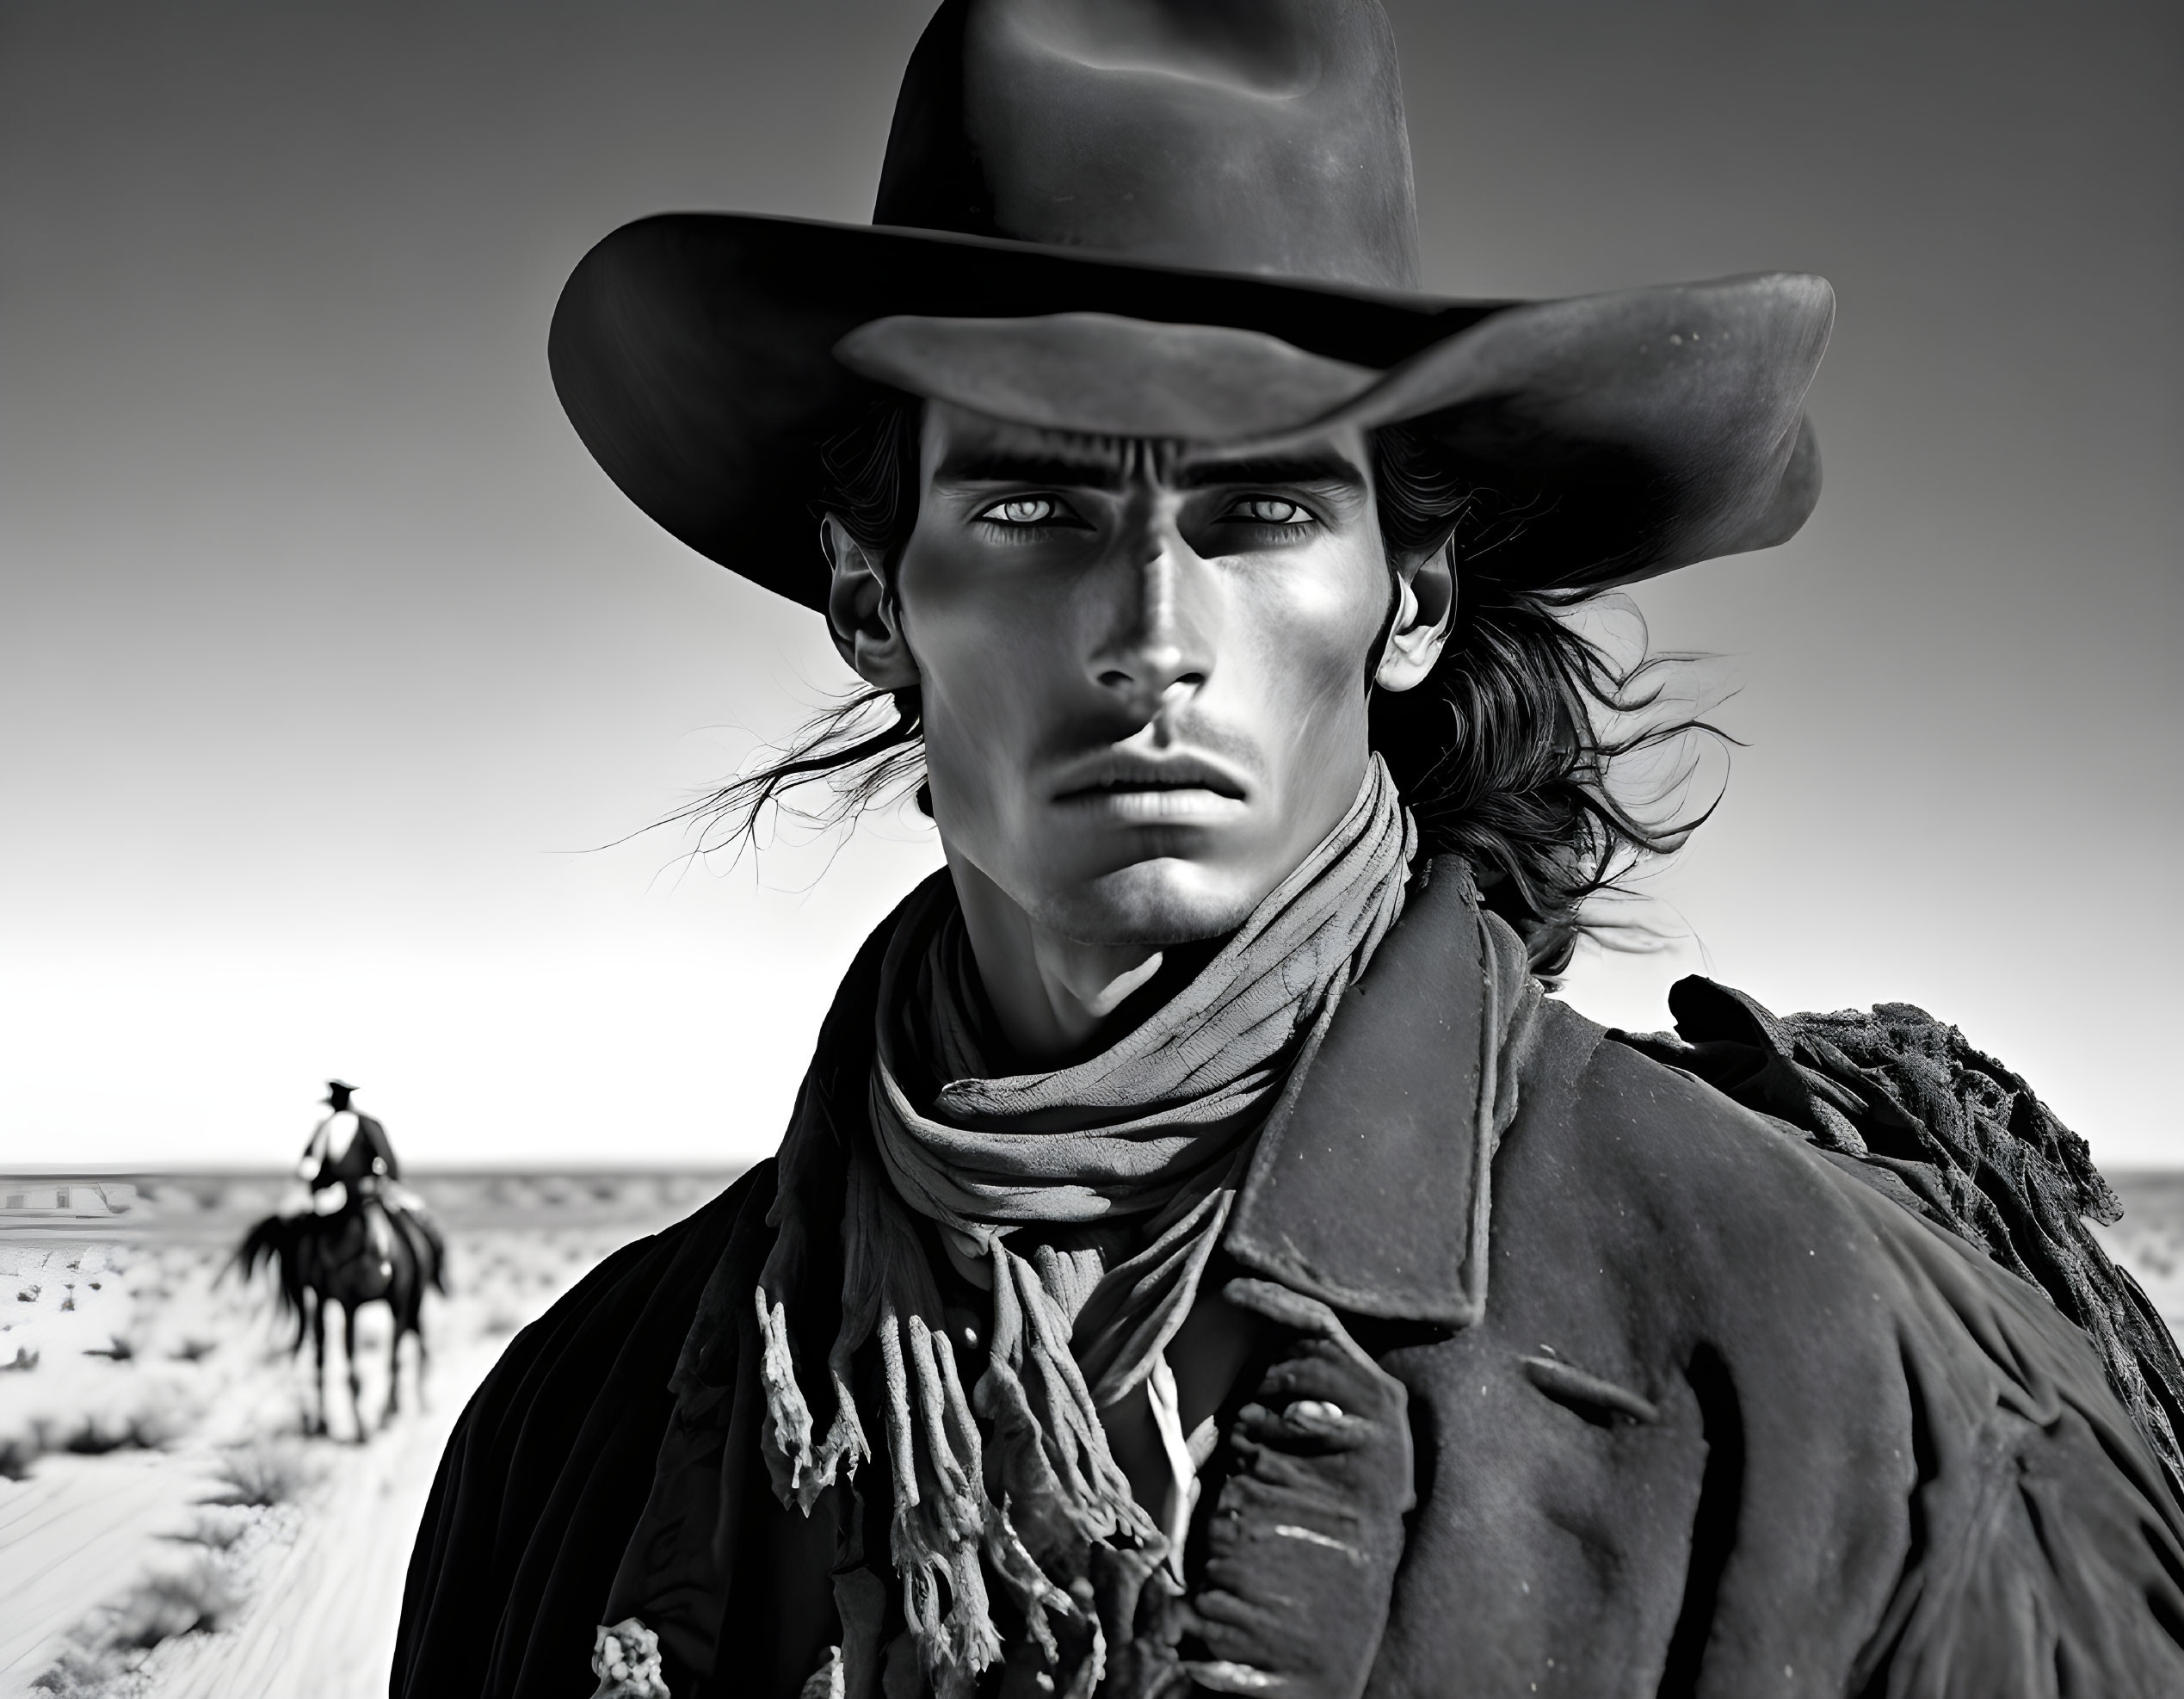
[235,1186,447,1440]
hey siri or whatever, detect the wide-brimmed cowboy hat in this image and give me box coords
[550,0,1833,612]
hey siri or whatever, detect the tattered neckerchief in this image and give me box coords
[753,758,1416,1698]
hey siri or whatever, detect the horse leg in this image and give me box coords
[308,1293,328,1437]
[341,1301,366,1443]
[383,1302,404,1426]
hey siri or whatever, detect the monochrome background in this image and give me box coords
[3,0,2178,1169]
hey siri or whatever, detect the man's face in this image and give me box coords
[889,403,1402,947]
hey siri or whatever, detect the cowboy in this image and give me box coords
[283,1078,401,1219]
[394,5,2184,1696]
[247,1078,447,1436]
[283,1078,435,1270]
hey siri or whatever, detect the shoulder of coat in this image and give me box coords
[1502,1008,1909,1294]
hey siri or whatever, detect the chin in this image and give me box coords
[1034,856,1267,948]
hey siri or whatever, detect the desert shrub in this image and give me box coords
[0,1396,189,1477]
[32,1557,241,1694]
[59,1399,189,1456]
[202,1439,316,1508]
[111,1558,241,1646]
[166,1511,250,1552]
[29,1642,122,1696]
[61,1418,143,1456]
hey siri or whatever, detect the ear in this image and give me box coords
[823,515,920,690]
[1375,544,1457,692]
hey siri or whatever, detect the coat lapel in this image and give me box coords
[1223,856,1500,1328]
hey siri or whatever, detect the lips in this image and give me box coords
[1052,752,1248,800]
[1050,752,1250,822]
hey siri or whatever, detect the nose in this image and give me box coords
[1087,510,1212,720]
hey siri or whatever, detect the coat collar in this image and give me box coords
[1222,856,1514,1328]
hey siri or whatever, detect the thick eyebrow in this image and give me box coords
[931,445,1367,495]
[1173,452,1366,493]
[932,450,1130,491]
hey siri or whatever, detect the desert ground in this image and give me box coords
[3,1166,2182,1698]
[0,1170,732,1698]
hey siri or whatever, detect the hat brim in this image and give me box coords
[548,212,1830,608]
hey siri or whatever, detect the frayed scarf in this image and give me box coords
[753,757,1416,1697]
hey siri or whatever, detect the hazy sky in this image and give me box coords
[3,1,2178,1170]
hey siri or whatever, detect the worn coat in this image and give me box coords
[394,863,2184,1696]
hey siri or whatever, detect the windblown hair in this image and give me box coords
[669,396,1721,977]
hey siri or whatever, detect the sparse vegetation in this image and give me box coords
[62,1404,183,1455]
[0,1177,747,1693]
[113,1556,243,1646]
[28,1643,123,1697]
[1,1399,191,1476]
[32,1556,242,1695]
[201,1439,318,1509]
[167,1509,250,1552]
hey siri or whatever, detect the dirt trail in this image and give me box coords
[0,1190,706,1699]
[145,1338,484,1699]
[0,1454,223,1692]
[0,1283,502,1699]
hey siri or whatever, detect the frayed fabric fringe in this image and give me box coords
[757,760,1416,1696]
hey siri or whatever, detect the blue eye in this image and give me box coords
[981,496,1062,526]
[1229,497,1311,525]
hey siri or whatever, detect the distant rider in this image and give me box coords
[280,1080,429,1269]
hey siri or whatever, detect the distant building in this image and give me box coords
[0,1181,137,1220]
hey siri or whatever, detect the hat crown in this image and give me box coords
[874,0,1422,292]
